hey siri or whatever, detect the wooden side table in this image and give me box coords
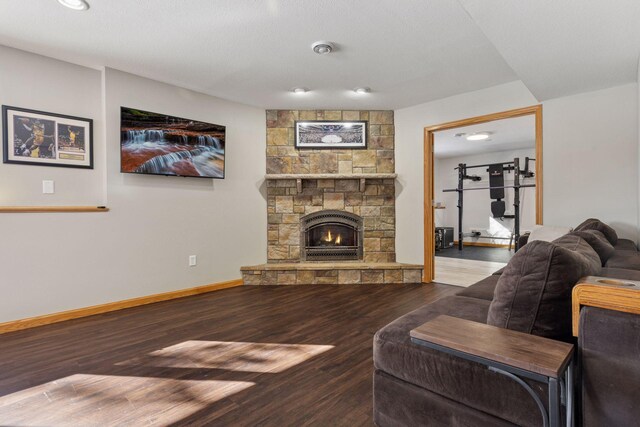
[572,276,640,337]
[411,315,575,427]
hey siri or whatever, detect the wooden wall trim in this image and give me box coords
[423,105,542,132]
[0,206,109,213]
[423,105,543,283]
[452,241,511,249]
[535,105,544,224]
[0,279,243,334]
[423,129,435,282]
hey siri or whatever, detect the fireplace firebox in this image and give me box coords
[300,210,363,261]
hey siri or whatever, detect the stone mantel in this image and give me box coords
[265,173,397,192]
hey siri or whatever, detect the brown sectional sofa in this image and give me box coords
[373,219,640,426]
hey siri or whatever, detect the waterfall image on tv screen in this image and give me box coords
[120,107,225,178]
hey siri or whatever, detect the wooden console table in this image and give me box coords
[411,315,574,427]
[572,276,640,337]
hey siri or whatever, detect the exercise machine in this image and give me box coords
[442,157,535,251]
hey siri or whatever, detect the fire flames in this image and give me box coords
[322,229,342,245]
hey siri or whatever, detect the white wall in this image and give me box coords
[434,148,536,245]
[395,81,538,263]
[0,45,105,205]
[542,83,638,239]
[395,81,639,264]
[0,49,266,323]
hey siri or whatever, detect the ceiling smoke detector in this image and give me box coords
[312,41,335,55]
[57,0,90,10]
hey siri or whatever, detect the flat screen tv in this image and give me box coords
[120,107,225,178]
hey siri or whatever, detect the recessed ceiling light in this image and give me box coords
[354,87,371,94]
[466,132,491,141]
[292,87,308,94]
[311,41,335,55]
[57,0,89,10]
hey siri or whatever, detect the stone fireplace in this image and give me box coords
[241,109,423,285]
[301,210,363,261]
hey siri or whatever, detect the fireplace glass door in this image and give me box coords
[301,210,363,261]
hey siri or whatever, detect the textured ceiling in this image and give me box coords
[0,0,517,109]
[434,115,535,159]
[458,0,640,100]
[0,0,638,109]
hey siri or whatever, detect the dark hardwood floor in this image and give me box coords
[0,283,456,426]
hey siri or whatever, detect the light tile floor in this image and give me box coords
[434,256,506,287]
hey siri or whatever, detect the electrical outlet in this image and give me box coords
[42,180,55,194]
[189,255,197,267]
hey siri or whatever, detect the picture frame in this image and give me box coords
[295,120,367,149]
[2,105,93,169]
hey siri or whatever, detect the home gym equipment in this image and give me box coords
[488,163,506,218]
[435,227,454,250]
[442,157,535,251]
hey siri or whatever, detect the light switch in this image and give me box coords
[42,180,55,194]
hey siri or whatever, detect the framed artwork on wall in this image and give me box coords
[295,120,367,149]
[2,105,93,169]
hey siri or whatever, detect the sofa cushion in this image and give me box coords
[373,295,547,427]
[600,267,640,281]
[487,236,601,342]
[457,275,499,301]
[570,230,615,266]
[605,250,640,270]
[575,218,618,246]
[614,238,637,251]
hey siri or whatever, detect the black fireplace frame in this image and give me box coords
[300,210,364,261]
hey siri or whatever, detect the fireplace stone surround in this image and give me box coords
[241,109,423,285]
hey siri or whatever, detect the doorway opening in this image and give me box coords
[423,106,543,284]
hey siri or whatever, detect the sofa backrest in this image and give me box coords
[574,218,618,246]
[569,229,615,266]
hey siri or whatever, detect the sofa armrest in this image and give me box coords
[579,306,640,426]
[572,276,640,336]
[410,315,573,378]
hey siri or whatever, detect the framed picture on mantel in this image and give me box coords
[295,120,367,149]
[2,105,93,169]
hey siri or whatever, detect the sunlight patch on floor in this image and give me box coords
[434,257,505,287]
[118,340,335,373]
[0,374,254,426]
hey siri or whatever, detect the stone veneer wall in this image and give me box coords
[267,178,395,262]
[266,109,396,263]
[266,110,394,174]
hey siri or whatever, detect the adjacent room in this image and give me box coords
[433,114,538,286]
[0,1,639,426]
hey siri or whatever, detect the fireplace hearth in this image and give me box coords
[301,210,363,261]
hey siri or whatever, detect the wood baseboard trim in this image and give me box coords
[0,279,243,335]
[453,241,511,249]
